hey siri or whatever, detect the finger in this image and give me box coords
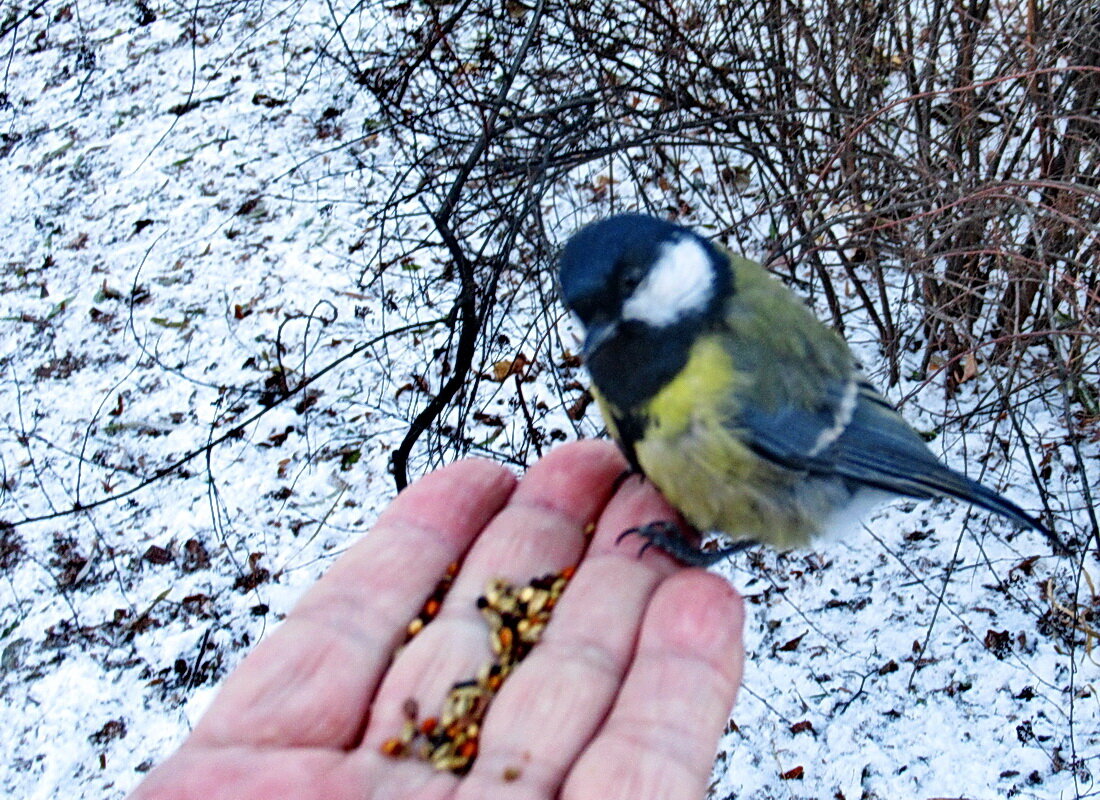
[450,472,687,798]
[445,439,632,594]
[190,456,517,749]
[129,746,369,800]
[360,440,626,759]
[584,474,686,566]
[564,572,745,800]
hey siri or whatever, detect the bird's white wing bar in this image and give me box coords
[621,236,714,327]
[807,376,859,457]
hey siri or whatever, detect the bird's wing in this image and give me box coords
[738,379,1051,535]
[735,374,869,474]
[800,380,951,496]
[740,376,965,494]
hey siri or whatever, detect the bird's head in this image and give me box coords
[558,213,732,409]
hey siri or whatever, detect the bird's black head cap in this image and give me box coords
[558,214,687,323]
[557,213,732,409]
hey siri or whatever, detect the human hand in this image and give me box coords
[129,440,744,800]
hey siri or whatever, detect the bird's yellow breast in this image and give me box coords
[643,335,740,439]
[599,333,831,549]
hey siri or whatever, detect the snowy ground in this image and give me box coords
[1,2,1097,799]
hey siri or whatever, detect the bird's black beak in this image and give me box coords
[582,318,617,361]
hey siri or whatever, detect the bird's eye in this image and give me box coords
[619,267,644,296]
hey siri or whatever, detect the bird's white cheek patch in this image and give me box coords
[621,237,714,327]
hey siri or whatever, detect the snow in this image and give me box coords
[1,2,1097,799]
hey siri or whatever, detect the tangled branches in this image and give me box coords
[314,0,1098,546]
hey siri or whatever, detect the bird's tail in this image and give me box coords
[926,468,1067,555]
[825,383,1067,554]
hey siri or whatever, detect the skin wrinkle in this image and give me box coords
[174,747,365,800]
[645,585,745,683]
[510,493,605,538]
[191,632,375,749]
[569,737,698,800]
[385,611,495,657]
[484,500,590,552]
[495,650,621,727]
[606,675,730,755]
[576,575,742,788]
[592,726,700,776]
[286,592,409,650]
[435,509,585,607]
[529,559,667,671]
[365,757,455,800]
[373,497,511,554]
[533,630,635,681]
[191,639,344,746]
[361,619,495,750]
[507,453,625,522]
[293,521,457,618]
[283,600,402,665]
[465,549,676,793]
[286,518,476,651]
[366,445,631,757]
[379,458,517,532]
[460,752,560,800]
[368,513,497,553]
[564,745,689,800]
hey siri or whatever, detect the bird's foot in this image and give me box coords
[610,466,644,494]
[616,521,756,567]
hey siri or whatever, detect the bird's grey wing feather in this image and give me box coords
[811,381,960,497]
[736,375,871,472]
[738,380,1050,535]
[740,377,981,495]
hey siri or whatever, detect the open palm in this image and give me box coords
[130,440,744,800]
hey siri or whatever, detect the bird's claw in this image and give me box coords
[617,521,756,567]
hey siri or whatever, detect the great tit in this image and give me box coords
[558,213,1062,565]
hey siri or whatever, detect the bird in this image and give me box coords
[557,213,1063,566]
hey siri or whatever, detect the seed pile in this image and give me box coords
[403,561,458,643]
[382,565,575,774]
